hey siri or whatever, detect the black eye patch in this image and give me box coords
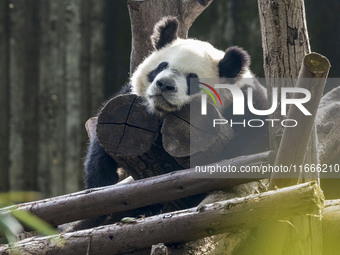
[147,62,169,82]
[186,73,200,95]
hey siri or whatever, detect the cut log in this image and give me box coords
[162,98,234,168]
[0,182,323,255]
[269,53,330,189]
[1,151,272,227]
[97,94,160,158]
[97,93,235,178]
[97,94,183,179]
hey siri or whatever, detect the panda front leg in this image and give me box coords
[84,135,119,189]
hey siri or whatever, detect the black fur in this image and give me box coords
[84,84,131,189]
[218,46,250,80]
[148,62,169,82]
[151,16,179,50]
[84,136,119,189]
[186,73,200,95]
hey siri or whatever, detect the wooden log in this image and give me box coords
[97,94,183,179]
[269,53,330,189]
[0,151,271,227]
[162,98,234,168]
[0,182,324,255]
[323,200,340,255]
[128,0,213,73]
[97,94,160,158]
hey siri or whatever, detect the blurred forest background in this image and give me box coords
[0,0,339,199]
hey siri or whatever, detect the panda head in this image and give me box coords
[130,16,251,115]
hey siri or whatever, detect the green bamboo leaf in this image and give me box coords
[11,209,58,236]
[0,213,23,243]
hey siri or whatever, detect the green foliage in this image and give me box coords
[0,209,23,244]
[10,209,59,236]
[0,192,58,245]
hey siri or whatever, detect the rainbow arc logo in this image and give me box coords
[199,82,222,106]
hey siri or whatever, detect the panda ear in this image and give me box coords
[218,46,250,80]
[151,16,179,50]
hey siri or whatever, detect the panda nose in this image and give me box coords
[156,79,176,92]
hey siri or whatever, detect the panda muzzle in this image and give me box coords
[156,78,176,93]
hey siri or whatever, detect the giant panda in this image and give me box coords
[84,16,268,190]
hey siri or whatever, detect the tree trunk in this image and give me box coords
[38,0,84,195]
[0,0,10,191]
[0,0,131,198]
[128,0,214,73]
[258,0,311,151]
[8,0,40,192]
[0,182,324,255]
